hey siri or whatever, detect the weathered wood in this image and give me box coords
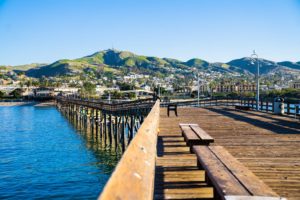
[190,125,214,144]
[209,146,278,197]
[180,124,214,146]
[159,106,298,199]
[193,145,250,197]
[225,196,286,200]
[154,124,214,199]
[99,100,160,200]
[180,124,200,146]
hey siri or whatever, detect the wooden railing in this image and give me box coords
[98,100,160,200]
[56,96,155,114]
[161,97,300,117]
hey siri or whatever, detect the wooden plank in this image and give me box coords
[209,146,278,197]
[180,125,200,146]
[225,196,286,200]
[99,100,160,200]
[159,107,298,199]
[154,187,214,199]
[193,145,250,196]
[190,124,214,144]
[155,122,214,199]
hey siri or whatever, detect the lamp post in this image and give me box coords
[197,72,200,107]
[250,50,260,110]
[193,68,200,107]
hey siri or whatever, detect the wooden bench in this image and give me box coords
[179,124,214,149]
[193,145,285,200]
[235,105,251,110]
[167,103,178,117]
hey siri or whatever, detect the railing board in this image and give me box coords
[98,100,160,200]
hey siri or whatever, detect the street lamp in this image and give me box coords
[193,68,200,107]
[250,50,260,110]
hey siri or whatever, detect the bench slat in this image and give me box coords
[190,125,214,142]
[181,125,199,145]
[209,146,278,197]
[193,146,250,196]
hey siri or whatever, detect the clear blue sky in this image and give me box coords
[1,0,300,65]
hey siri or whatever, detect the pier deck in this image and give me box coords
[155,107,300,200]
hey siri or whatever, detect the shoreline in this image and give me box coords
[0,101,34,106]
[34,101,56,107]
[0,100,56,107]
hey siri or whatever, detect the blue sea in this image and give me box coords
[0,105,119,199]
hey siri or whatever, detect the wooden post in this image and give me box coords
[104,113,107,145]
[121,115,125,152]
[109,114,112,145]
[95,110,99,138]
[114,116,118,149]
[129,115,134,143]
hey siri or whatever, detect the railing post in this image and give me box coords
[287,103,290,114]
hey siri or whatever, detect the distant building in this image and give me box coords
[32,87,55,98]
[197,82,256,93]
[140,84,151,91]
[290,81,300,89]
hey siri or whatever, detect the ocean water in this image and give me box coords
[0,105,119,199]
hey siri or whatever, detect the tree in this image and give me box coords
[118,82,135,91]
[9,88,23,99]
[80,82,96,97]
[0,91,5,98]
[128,92,136,99]
[26,79,32,87]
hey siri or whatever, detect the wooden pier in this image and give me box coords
[156,107,299,200]
[56,97,155,152]
[56,97,299,200]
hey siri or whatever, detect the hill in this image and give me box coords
[2,49,300,78]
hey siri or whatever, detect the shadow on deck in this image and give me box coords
[205,107,300,134]
[155,107,300,200]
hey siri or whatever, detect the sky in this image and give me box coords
[0,0,300,65]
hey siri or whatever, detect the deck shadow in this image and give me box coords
[205,107,300,134]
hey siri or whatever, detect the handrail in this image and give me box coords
[56,96,155,112]
[161,97,300,116]
[98,100,160,200]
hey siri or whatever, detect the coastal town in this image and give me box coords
[1,1,300,200]
[1,64,300,100]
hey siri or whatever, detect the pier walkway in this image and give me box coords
[155,107,300,200]
[57,97,299,200]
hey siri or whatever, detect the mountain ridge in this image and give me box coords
[2,49,300,78]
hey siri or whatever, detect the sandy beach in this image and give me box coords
[0,101,56,107]
[34,101,56,107]
[0,101,34,107]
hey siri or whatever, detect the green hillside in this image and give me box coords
[2,49,298,78]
